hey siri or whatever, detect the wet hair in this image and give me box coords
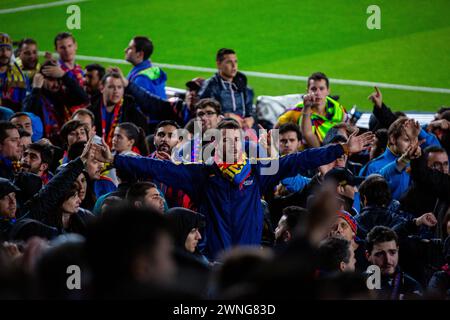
[366,226,398,254]
[216,48,236,62]
[358,174,392,207]
[279,123,302,141]
[194,98,222,115]
[132,36,154,60]
[117,122,149,155]
[307,72,329,88]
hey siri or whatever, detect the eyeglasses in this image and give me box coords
[196,111,217,118]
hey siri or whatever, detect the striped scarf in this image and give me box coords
[215,153,252,189]
[101,98,123,148]
[41,95,61,139]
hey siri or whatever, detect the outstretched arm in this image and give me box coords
[91,138,203,197]
[260,129,375,192]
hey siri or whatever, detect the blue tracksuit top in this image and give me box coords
[114,144,345,259]
[360,129,441,199]
[127,60,167,100]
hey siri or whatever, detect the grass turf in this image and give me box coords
[2,0,449,112]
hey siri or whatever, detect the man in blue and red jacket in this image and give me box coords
[91,119,374,259]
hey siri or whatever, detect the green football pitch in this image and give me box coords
[2,0,449,112]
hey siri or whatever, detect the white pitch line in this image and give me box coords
[0,0,87,14]
[39,52,450,94]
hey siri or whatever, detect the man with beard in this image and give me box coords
[0,121,22,180]
[0,33,28,112]
[16,38,40,81]
[23,59,89,146]
[125,36,167,99]
[20,142,54,185]
[84,63,105,105]
[365,226,423,299]
[150,120,193,209]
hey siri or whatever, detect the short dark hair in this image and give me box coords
[217,119,241,130]
[26,143,53,165]
[440,110,450,122]
[424,145,447,159]
[100,72,122,85]
[133,36,153,60]
[372,128,388,158]
[358,174,391,207]
[194,98,222,115]
[216,48,235,62]
[85,63,106,80]
[9,112,31,121]
[60,120,89,145]
[0,121,18,144]
[307,72,329,89]
[155,120,180,133]
[366,226,398,254]
[54,32,76,48]
[279,123,302,141]
[71,108,95,124]
[318,237,351,272]
[126,181,158,205]
[18,38,37,51]
[281,206,308,231]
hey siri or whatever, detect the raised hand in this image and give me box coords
[302,93,316,110]
[344,128,375,154]
[154,151,172,161]
[403,118,421,141]
[41,65,66,79]
[368,86,383,108]
[415,212,437,227]
[107,67,129,87]
[80,136,94,164]
[32,73,45,88]
[91,137,114,163]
